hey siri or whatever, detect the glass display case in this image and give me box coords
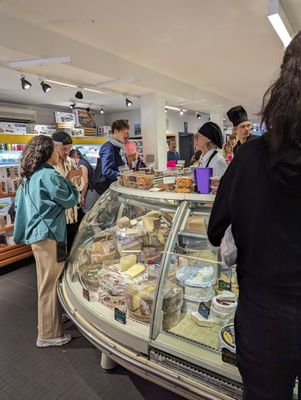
[59,182,244,399]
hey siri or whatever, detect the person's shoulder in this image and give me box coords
[238,135,265,155]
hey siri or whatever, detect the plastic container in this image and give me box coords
[194,167,213,194]
[135,175,154,190]
[210,176,220,194]
[210,295,237,325]
[183,285,215,301]
[177,266,216,287]
[219,323,236,352]
[163,176,176,191]
[175,184,194,193]
[175,176,194,187]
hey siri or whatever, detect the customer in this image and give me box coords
[167,139,180,162]
[124,133,146,170]
[14,135,78,347]
[207,31,301,400]
[52,131,83,250]
[69,149,98,213]
[223,142,233,164]
[194,122,227,178]
[227,105,253,155]
[93,119,128,195]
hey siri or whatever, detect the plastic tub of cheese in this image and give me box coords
[184,298,212,313]
[184,286,215,302]
[210,295,237,325]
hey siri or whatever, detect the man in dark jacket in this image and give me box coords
[227,105,254,155]
[93,119,128,195]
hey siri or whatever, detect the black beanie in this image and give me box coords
[198,122,223,149]
[52,131,73,145]
[227,105,249,127]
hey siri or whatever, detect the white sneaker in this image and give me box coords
[36,334,72,348]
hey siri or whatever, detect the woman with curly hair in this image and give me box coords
[14,135,79,348]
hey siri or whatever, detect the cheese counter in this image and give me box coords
[58,182,244,399]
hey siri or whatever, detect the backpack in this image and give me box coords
[92,158,111,195]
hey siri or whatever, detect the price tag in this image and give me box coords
[221,348,237,366]
[163,176,176,184]
[82,288,90,301]
[198,302,210,320]
[218,280,232,291]
[114,308,126,325]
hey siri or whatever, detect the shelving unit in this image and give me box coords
[0,133,107,268]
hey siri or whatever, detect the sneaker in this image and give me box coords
[36,334,72,348]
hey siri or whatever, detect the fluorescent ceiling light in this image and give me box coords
[96,76,136,88]
[165,105,187,112]
[267,0,293,47]
[44,79,77,88]
[84,88,106,94]
[7,56,72,67]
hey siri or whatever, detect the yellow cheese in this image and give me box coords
[125,263,145,278]
[120,255,137,271]
[142,216,155,233]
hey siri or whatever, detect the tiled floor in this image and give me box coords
[0,261,184,400]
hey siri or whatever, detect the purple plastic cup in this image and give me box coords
[194,168,213,194]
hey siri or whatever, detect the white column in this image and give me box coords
[141,93,166,169]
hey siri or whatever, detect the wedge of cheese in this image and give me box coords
[120,255,137,271]
[190,312,215,328]
[125,263,145,278]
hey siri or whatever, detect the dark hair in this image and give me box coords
[52,130,73,145]
[111,119,129,134]
[261,31,301,150]
[20,135,54,179]
[69,149,83,159]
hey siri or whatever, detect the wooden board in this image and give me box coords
[0,244,32,261]
[0,249,33,267]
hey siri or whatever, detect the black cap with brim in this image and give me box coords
[52,130,73,145]
[227,105,249,127]
[198,122,223,149]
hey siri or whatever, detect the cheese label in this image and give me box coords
[114,308,126,325]
[163,176,176,184]
[221,348,237,366]
[218,280,232,291]
[198,302,210,319]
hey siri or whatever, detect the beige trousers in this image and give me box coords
[31,239,64,339]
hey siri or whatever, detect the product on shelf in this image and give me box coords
[98,289,126,310]
[124,263,146,278]
[177,265,216,288]
[82,267,101,291]
[219,323,236,352]
[98,266,128,296]
[120,254,137,271]
[176,185,194,193]
[116,216,132,229]
[210,294,237,325]
[175,176,194,187]
[141,247,162,265]
[190,312,215,328]
[91,237,116,264]
[210,177,220,195]
[185,215,207,234]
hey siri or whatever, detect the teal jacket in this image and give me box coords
[14,164,79,245]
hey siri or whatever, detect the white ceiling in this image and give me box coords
[0,0,300,119]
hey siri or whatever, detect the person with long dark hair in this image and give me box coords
[14,135,78,347]
[207,31,301,399]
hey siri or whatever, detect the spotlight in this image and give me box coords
[70,103,76,110]
[86,107,90,113]
[125,98,132,107]
[20,77,31,90]
[41,81,51,93]
[196,113,201,119]
[179,108,184,116]
[100,108,104,114]
[165,108,168,113]
[75,90,83,99]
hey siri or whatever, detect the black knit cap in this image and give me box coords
[198,122,223,149]
[52,130,73,145]
[227,105,249,127]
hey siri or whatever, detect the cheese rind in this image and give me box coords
[191,312,215,327]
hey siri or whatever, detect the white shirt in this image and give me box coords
[198,149,228,178]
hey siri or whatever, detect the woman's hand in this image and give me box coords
[66,167,79,181]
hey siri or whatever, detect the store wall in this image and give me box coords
[103,110,141,137]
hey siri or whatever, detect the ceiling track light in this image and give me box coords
[20,76,31,90]
[100,108,104,114]
[196,113,201,119]
[75,90,83,99]
[165,107,168,113]
[70,103,76,110]
[125,98,133,107]
[179,108,184,116]
[41,81,51,93]
[86,107,90,113]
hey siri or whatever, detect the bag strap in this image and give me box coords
[205,150,218,168]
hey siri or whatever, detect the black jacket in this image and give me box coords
[233,134,255,156]
[208,135,301,295]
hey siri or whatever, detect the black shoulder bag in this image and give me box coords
[27,181,67,262]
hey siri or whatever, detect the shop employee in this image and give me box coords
[227,105,253,155]
[194,122,227,178]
